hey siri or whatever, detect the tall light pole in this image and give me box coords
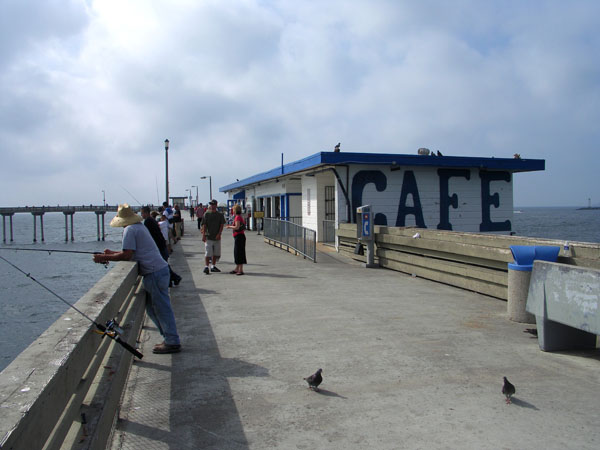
[200,176,212,201]
[164,139,170,204]
[102,190,106,208]
[192,185,198,207]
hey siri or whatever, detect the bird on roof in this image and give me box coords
[502,377,516,404]
[436,150,443,156]
[334,143,341,152]
[304,368,323,391]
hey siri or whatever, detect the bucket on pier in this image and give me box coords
[508,245,560,323]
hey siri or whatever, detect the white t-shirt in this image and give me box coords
[158,219,169,242]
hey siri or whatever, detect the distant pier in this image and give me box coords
[0,205,141,243]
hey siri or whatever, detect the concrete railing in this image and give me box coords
[0,262,145,450]
[527,261,600,351]
[337,223,600,300]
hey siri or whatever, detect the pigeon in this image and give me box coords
[502,376,515,404]
[334,143,341,152]
[436,150,443,156]
[304,368,323,391]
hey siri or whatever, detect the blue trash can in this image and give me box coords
[507,245,560,322]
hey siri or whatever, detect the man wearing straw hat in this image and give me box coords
[93,204,182,354]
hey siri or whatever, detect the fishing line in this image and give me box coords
[0,254,143,359]
[0,254,98,324]
[119,185,142,206]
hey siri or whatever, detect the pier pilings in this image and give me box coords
[63,210,75,241]
[32,212,45,242]
[95,210,106,241]
[1,213,14,243]
[0,206,121,243]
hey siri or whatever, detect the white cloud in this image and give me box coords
[0,0,599,207]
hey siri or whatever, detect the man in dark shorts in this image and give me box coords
[201,200,225,274]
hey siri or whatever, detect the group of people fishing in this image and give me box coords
[93,200,248,354]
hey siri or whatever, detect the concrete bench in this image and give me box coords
[526,261,599,351]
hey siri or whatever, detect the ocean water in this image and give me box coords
[1,207,599,371]
[0,212,124,371]
[512,206,600,243]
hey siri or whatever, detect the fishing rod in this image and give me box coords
[120,185,142,206]
[0,247,111,268]
[0,247,102,255]
[0,254,143,359]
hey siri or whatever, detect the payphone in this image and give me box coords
[356,205,377,268]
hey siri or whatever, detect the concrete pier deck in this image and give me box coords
[110,226,600,450]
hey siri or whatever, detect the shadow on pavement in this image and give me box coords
[511,397,540,410]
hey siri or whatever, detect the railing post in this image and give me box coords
[303,227,306,259]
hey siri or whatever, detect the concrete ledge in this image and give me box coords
[338,223,600,300]
[0,262,142,450]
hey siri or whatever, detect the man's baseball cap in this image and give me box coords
[209,200,217,205]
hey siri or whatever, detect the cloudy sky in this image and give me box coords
[1,0,598,208]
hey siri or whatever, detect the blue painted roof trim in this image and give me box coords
[220,151,545,192]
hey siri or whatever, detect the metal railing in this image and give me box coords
[283,216,303,226]
[322,219,335,244]
[263,218,316,262]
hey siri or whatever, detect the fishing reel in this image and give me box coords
[94,318,124,339]
[92,252,110,268]
[104,319,124,337]
[94,318,143,359]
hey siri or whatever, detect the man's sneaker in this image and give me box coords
[203,267,210,275]
[211,266,221,273]
[153,342,181,354]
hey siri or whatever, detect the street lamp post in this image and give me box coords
[102,190,106,208]
[200,176,212,201]
[191,185,198,207]
[185,188,191,209]
[164,139,170,204]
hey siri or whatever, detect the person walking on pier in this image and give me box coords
[141,206,182,287]
[201,200,225,274]
[195,203,206,230]
[173,204,183,241]
[93,204,182,354]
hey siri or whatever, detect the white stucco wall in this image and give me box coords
[301,175,318,232]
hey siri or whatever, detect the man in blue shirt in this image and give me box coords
[93,204,181,354]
